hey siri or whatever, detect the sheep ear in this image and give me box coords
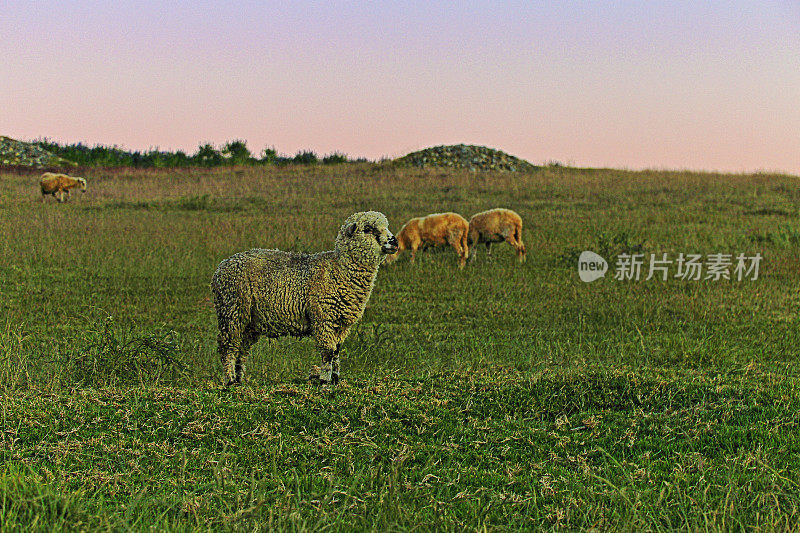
[344,223,357,238]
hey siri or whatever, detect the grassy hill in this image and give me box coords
[0,136,77,168]
[1,163,799,530]
[393,144,539,172]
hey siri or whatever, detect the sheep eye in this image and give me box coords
[363,225,376,234]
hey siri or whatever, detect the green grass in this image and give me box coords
[1,164,800,530]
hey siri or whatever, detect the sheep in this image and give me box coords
[468,208,526,263]
[211,211,398,386]
[384,212,470,269]
[40,172,87,203]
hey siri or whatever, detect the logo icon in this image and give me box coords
[578,251,608,282]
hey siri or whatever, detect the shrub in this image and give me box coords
[260,147,277,164]
[222,139,252,165]
[292,150,318,165]
[322,152,349,165]
[194,143,223,166]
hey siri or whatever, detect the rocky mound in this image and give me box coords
[0,136,76,168]
[394,144,538,172]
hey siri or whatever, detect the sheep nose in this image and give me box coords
[388,236,398,247]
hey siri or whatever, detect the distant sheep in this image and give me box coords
[40,173,87,203]
[385,212,469,268]
[468,208,526,263]
[211,211,398,386]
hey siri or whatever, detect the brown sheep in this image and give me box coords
[468,208,526,263]
[385,212,469,269]
[40,173,87,203]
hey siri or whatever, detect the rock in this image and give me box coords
[0,136,77,168]
[393,144,538,172]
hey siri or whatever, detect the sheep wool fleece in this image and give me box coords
[211,211,396,386]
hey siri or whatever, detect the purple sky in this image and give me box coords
[2,1,798,174]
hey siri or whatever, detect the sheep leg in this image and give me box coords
[409,243,419,264]
[331,343,342,385]
[316,346,341,385]
[515,227,526,263]
[312,329,343,385]
[460,231,469,268]
[219,342,240,386]
[309,316,342,385]
[446,231,467,269]
[450,239,466,269]
[467,228,479,261]
[504,233,526,263]
[235,328,259,384]
[313,347,335,384]
[323,342,343,385]
[218,325,242,386]
[485,242,492,255]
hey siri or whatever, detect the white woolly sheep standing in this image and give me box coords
[468,208,526,263]
[40,172,87,203]
[211,211,398,386]
[384,212,470,269]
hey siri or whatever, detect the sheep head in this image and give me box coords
[76,177,87,192]
[335,211,398,266]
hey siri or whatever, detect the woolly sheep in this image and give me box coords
[211,211,398,386]
[384,212,469,269]
[468,208,526,263]
[40,172,87,203]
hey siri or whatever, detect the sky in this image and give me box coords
[2,1,798,174]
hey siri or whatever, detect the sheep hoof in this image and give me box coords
[308,365,322,384]
[307,369,339,387]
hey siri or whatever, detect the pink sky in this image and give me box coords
[2,1,798,174]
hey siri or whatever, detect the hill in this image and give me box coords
[394,144,539,172]
[0,136,77,168]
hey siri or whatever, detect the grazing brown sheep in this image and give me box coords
[40,173,87,203]
[468,208,526,263]
[385,212,469,268]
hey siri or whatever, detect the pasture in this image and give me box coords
[1,164,799,530]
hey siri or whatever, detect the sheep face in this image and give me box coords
[335,211,398,265]
[77,178,87,192]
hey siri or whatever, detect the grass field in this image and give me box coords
[1,164,799,531]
